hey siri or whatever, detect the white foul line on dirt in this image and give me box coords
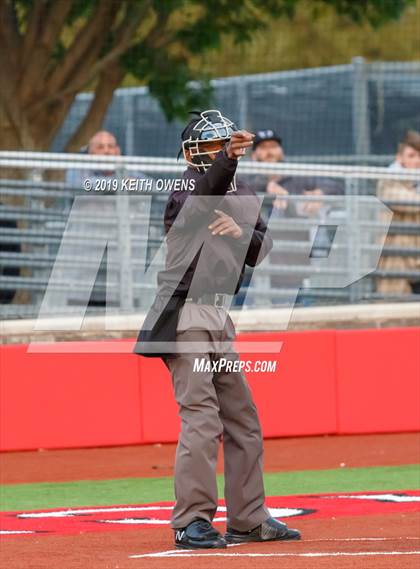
[129,537,420,558]
[130,543,244,558]
[299,537,420,542]
[0,530,36,535]
[130,550,420,559]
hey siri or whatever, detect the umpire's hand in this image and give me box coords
[225,130,255,159]
[209,209,243,239]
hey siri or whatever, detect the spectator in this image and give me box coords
[65,130,122,188]
[88,130,121,156]
[377,130,420,295]
[249,129,344,218]
[247,129,344,305]
[66,129,155,191]
[63,130,152,309]
[248,130,309,303]
[248,129,292,215]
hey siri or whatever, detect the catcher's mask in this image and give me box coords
[180,109,238,191]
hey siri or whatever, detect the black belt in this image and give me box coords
[185,293,232,309]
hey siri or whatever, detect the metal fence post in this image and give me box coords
[237,76,249,130]
[352,57,371,161]
[28,167,45,308]
[115,169,134,311]
[345,178,363,302]
[124,93,135,156]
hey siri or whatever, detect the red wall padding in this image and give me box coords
[1,327,418,451]
[335,327,420,434]
[138,357,180,443]
[238,331,337,438]
[0,342,142,451]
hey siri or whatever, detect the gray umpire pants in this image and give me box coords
[164,301,270,531]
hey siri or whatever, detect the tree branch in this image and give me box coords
[34,92,78,151]
[0,3,26,148]
[77,2,149,82]
[145,8,172,48]
[36,2,174,114]
[0,62,36,151]
[0,0,21,69]
[19,0,73,103]
[64,63,125,152]
[41,0,73,48]
[35,1,151,110]
[46,1,120,95]
[21,0,47,69]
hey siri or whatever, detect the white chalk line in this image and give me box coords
[17,505,175,518]
[285,537,420,543]
[333,494,420,503]
[129,537,419,557]
[130,550,420,559]
[130,538,420,559]
[0,530,36,535]
[17,505,302,521]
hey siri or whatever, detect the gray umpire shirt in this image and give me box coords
[133,148,273,358]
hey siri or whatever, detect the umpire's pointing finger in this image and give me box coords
[231,130,255,141]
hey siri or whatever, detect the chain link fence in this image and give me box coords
[52,58,420,164]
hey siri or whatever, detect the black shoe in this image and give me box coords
[174,518,227,549]
[225,517,301,543]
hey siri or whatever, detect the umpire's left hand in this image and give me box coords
[209,209,243,239]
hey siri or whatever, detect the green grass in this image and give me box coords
[1,464,418,512]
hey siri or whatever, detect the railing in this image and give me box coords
[1,153,419,320]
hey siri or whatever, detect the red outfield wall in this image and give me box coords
[0,327,419,451]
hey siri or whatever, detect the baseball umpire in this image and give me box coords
[133,109,301,549]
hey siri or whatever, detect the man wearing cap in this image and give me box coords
[248,130,345,305]
[134,110,301,549]
[250,129,343,216]
[252,129,284,164]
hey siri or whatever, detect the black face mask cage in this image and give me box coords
[182,110,236,168]
[180,110,238,191]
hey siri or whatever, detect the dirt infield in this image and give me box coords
[1,512,419,569]
[1,433,419,568]
[2,432,419,484]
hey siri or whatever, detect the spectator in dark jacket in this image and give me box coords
[247,130,344,304]
[249,129,344,217]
